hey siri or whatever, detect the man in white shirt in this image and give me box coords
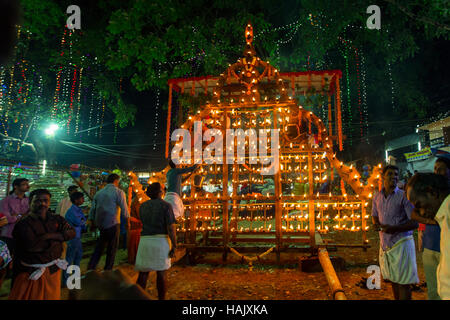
[56,185,79,218]
[407,173,450,299]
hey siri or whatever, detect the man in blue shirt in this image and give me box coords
[166,159,198,196]
[63,192,86,287]
[164,159,198,220]
[88,174,129,271]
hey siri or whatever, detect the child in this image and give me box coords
[63,192,86,287]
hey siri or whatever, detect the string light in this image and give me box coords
[154,62,161,150]
[75,67,83,133]
[88,78,95,137]
[387,60,395,111]
[360,50,369,142]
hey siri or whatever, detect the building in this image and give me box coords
[418,116,450,152]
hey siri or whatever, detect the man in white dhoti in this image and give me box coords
[164,159,199,219]
[135,183,177,300]
[372,165,419,300]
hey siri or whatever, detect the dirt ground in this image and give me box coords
[75,228,428,300]
[1,229,428,300]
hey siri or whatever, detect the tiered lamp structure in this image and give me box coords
[132,24,382,260]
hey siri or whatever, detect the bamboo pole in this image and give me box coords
[222,109,229,261]
[318,248,347,300]
[273,107,282,262]
[308,151,315,247]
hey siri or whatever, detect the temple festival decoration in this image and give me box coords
[133,24,382,260]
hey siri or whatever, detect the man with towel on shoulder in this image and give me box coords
[9,189,75,300]
[135,183,177,300]
[164,159,199,220]
[372,165,419,300]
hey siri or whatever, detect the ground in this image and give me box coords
[0,228,428,300]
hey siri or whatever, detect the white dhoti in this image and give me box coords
[379,236,419,285]
[164,192,184,219]
[135,235,172,272]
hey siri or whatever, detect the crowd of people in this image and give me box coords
[0,157,449,300]
[0,169,185,300]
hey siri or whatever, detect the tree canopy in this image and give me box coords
[5,0,450,151]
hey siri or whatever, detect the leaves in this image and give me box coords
[14,0,450,128]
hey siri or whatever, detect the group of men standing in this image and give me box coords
[0,161,198,301]
[1,157,449,300]
[0,173,131,299]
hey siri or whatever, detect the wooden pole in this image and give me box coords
[189,173,197,245]
[308,151,315,248]
[273,108,282,263]
[165,83,173,159]
[318,248,347,300]
[232,161,238,242]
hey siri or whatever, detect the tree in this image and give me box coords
[11,0,450,134]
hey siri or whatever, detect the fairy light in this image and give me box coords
[0,68,8,136]
[344,49,352,145]
[88,78,95,137]
[95,89,100,138]
[113,120,118,144]
[387,60,395,111]
[99,98,105,138]
[67,67,78,134]
[360,49,369,142]
[154,62,161,150]
[75,67,83,133]
[354,48,363,138]
[52,66,63,119]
